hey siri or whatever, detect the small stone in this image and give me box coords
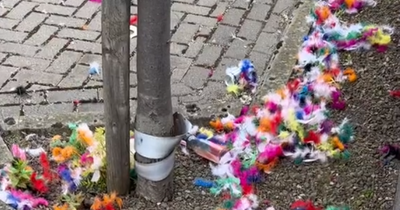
[4,117,16,125]
[25,133,38,141]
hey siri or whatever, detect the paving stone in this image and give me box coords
[0,92,32,105]
[58,64,93,87]
[87,12,101,31]
[64,0,85,7]
[1,83,51,93]
[85,78,102,87]
[129,55,137,72]
[129,73,137,86]
[171,82,193,96]
[255,0,273,4]
[171,3,211,15]
[171,56,193,82]
[174,0,195,3]
[272,0,296,14]
[67,40,101,54]
[209,25,236,45]
[0,18,19,29]
[252,32,279,54]
[35,38,69,59]
[185,37,206,58]
[35,4,76,16]
[45,15,86,28]
[197,26,213,38]
[24,25,58,46]
[31,0,58,3]
[171,23,199,44]
[12,69,63,86]
[247,4,271,21]
[184,14,217,26]
[0,105,19,118]
[263,13,283,33]
[0,65,18,85]
[171,12,184,30]
[0,53,7,62]
[181,66,209,89]
[131,6,137,14]
[79,54,102,66]
[200,81,226,101]
[197,0,218,7]
[224,39,251,59]
[248,50,268,72]
[0,42,39,56]
[24,103,76,116]
[233,0,250,9]
[15,12,48,32]
[6,1,37,20]
[171,43,188,56]
[129,37,137,53]
[237,19,263,41]
[195,45,223,66]
[2,0,19,8]
[46,51,83,74]
[46,89,99,102]
[0,7,8,16]
[0,0,293,118]
[0,28,28,42]
[3,56,51,71]
[214,57,240,81]
[222,8,245,26]
[74,1,100,19]
[210,2,228,17]
[58,28,100,41]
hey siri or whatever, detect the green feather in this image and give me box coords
[341,150,351,160]
[339,122,354,144]
[223,200,234,209]
[294,157,303,165]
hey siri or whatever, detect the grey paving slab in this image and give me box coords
[0,0,303,134]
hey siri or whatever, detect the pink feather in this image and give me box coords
[10,190,48,207]
[265,101,278,113]
[231,159,242,176]
[240,106,249,116]
[257,144,282,163]
[234,116,245,124]
[11,144,26,160]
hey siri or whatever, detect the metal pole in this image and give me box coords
[101,0,131,195]
[135,0,174,202]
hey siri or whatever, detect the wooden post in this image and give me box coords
[135,0,174,202]
[101,0,131,195]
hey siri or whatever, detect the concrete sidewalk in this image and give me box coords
[0,0,303,128]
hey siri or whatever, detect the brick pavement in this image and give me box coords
[0,0,298,122]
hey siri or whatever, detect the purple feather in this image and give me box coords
[320,120,334,133]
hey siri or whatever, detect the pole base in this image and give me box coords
[135,166,174,202]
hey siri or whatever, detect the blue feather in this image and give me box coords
[194,178,215,188]
[196,134,208,140]
[59,168,73,182]
[296,110,304,120]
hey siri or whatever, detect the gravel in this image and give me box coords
[3,0,400,210]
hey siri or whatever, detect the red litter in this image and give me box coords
[217,14,223,22]
[130,15,138,25]
[389,90,400,98]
